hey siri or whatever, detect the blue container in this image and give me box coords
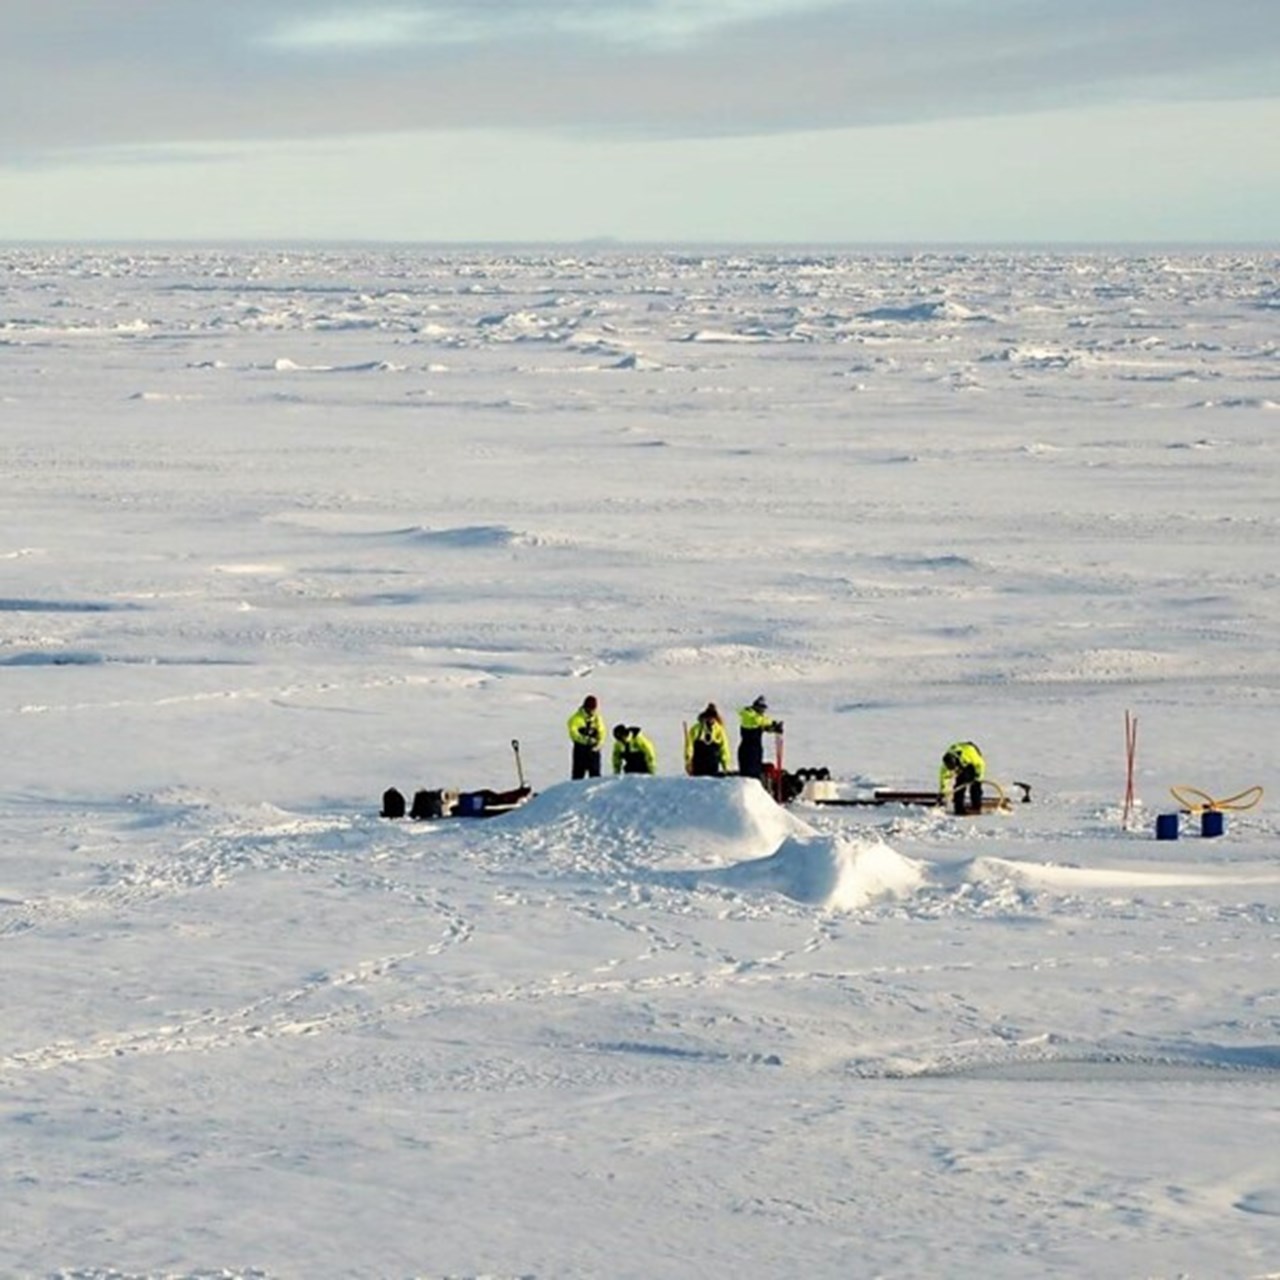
[457,792,486,817]
[1155,813,1180,841]
[1201,809,1225,838]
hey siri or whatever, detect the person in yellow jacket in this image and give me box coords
[567,694,605,779]
[737,695,783,780]
[612,724,657,775]
[939,740,985,815]
[686,703,731,777]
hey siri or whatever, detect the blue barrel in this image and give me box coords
[1155,813,1180,841]
[1201,809,1225,838]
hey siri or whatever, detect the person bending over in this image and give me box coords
[612,724,657,775]
[940,740,985,815]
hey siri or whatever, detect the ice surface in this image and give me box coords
[2,245,1278,1278]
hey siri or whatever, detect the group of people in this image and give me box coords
[684,696,784,779]
[567,695,988,815]
[566,694,783,782]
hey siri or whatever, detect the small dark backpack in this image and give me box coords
[381,787,406,819]
[410,788,444,820]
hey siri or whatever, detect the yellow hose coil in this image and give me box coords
[1169,784,1263,814]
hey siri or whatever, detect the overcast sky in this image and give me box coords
[2,1,1278,243]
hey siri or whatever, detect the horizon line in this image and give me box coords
[2,236,1277,253]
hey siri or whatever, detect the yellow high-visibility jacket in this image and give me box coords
[686,717,730,774]
[939,741,985,791]
[612,730,657,775]
[738,706,781,734]
[568,706,604,747]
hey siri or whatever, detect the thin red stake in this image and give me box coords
[1122,710,1138,828]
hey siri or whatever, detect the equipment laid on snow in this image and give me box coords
[399,785,532,820]
[789,772,1030,814]
[383,737,535,820]
[1169,784,1262,815]
[410,787,457,819]
[1164,783,1262,840]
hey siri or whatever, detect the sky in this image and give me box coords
[2,0,1279,244]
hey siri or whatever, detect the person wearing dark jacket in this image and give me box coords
[737,695,783,779]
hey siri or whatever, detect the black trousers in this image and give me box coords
[952,765,982,815]
[689,740,723,777]
[737,730,764,779]
[572,742,601,780]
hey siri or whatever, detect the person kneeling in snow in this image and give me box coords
[612,724,657,775]
[939,740,985,815]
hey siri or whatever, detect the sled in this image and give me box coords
[797,778,1030,812]
[799,784,942,808]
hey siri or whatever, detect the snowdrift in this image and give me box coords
[479,781,1280,913]
[495,776,924,910]
[499,774,805,865]
[706,833,924,910]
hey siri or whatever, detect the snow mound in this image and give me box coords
[860,299,990,323]
[1192,396,1279,410]
[502,775,808,867]
[495,777,922,911]
[982,344,1079,368]
[681,329,770,344]
[412,523,524,548]
[710,833,925,910]
[366,523,531,549]
[965,856,1280,892]
[611,353,664,371]
[268,357,405,373]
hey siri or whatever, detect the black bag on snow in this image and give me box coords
[381,787,406,819]
[410,788,442,820]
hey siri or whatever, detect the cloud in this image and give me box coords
[259,1,852,53]
[262,10,448,51]
[3,0,1278,161]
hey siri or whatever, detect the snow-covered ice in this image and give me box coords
[2,245,1278,1278]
